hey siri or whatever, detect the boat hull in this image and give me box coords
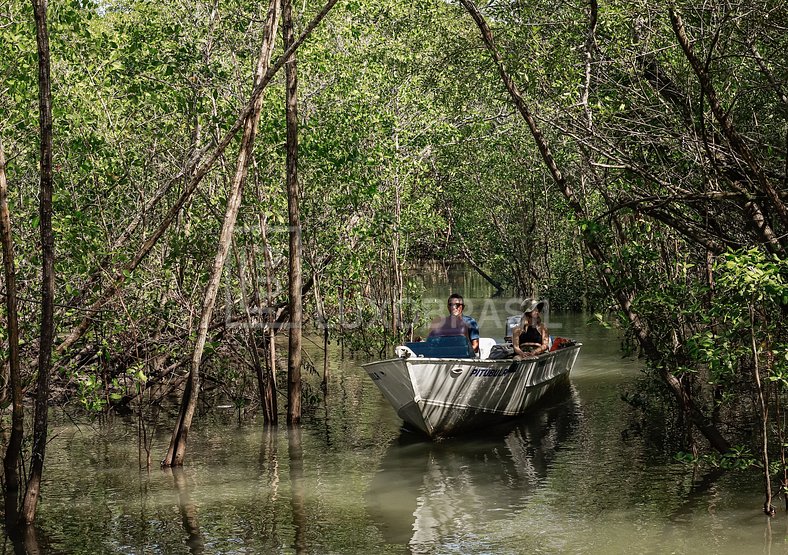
[363,344,581,438]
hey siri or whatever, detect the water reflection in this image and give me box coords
[288,426,307,554]
[367,387,582,549]
[252,425,286,552]
[169,468,204,554]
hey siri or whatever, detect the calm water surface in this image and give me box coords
[8,269,785,553]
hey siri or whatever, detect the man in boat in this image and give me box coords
[427,293,480,354]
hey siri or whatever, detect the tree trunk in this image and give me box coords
[283,0,302,425]
[21,0,55,526]
[310,262,330,391]
[458,0,731,454]
[162,0,281,467]
[0,137,24,523]
[233,240,267,417]
[258,201,278,424]
[0,139,19,409]
[750,303,775,515]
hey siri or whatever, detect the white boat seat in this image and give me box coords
[478,337,497,360]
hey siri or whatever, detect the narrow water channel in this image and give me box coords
[5,266,783,554]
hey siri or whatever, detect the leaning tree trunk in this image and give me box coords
[0,138,24,523]
[457,0,731,454]
[283,0,302,425]
[162,0,281,467]
[21,0,55,525]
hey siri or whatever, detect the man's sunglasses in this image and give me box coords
[448,303,464,308]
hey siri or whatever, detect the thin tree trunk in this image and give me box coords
[233,239,267,414]
[459,243,504,294]
[778,386,788,512]
[22,0,55,525]
[322,324,329,390]
[391,129,403,344]
[0,137,24,520]
[162,0,281,467]
[258,204,278,424]
[311,264,329,391]
[751,303,775,515]
[283,0,302,425]
[458,0,731,454]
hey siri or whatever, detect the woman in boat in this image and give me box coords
[512,298,549,358]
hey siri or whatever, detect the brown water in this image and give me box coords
[4,266,782,554]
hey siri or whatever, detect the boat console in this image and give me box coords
[402,335,476,359]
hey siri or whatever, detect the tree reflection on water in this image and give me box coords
[170,468,204,555]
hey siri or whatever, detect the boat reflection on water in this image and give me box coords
[366,386,582,549]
